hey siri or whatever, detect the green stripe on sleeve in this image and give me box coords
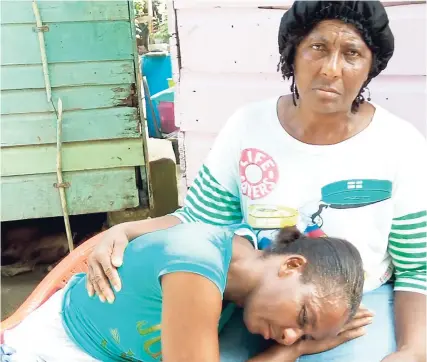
[393,211,427,221]
[389,211,426,294]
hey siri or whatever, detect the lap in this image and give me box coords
[4,290,99,362]
[219,284,396,362]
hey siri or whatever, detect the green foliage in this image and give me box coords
[153,18,170,42]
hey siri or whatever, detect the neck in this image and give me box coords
[223,237,265,307]
[296,101,353,133]
[281,96,360,145]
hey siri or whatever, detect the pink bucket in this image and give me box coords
[157,101,178,134]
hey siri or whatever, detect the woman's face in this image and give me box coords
[293,19,373,113]
[242,256,350,346]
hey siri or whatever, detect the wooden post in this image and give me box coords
[32,0,51,102]
[55,98,74,252]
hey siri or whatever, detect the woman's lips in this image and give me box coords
[262,324,271,340]
[314,86,340,94]
[314,88,340,98]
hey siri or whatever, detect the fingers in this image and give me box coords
[353,306,375,319]
[340,316,373,333]
[338,326,366,343]
[90,260,116,303]
[111,236,128,269]
[85,228,129,302]
[102,235,128,293]
[88,261,106,302]
[86,273,95,298]
[302,326,366,355]
[100,257,122,294]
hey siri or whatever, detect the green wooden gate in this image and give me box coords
[1,1,149,222]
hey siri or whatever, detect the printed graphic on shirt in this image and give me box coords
[136,321,162,360]
[308,178,392,224]
[250,179,393,284]
[239,148,279,200]
[249,178,393,244]
[302,178,393,234]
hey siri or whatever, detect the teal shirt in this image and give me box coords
[61,223,252,362]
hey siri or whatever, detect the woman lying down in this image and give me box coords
[2,223,373,362]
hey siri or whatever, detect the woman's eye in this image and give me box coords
[311,44,323,51]
[347,50,360,57]
[303,307,308,325]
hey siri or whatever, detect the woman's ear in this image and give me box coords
[278,255,307,277]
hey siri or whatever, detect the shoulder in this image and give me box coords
[131,223,234,270]
[132,223,233,250]
[373,104,426,150]
[157,224,235,294]
[371,105,427,191]
[165,223,234,253]
[224,97,280,132]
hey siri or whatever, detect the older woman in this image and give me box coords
[86,1,426,362]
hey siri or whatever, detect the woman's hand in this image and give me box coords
[86,216,182,303]
[86,225,130,303]
[248,306,374,362]
[295,306,374,356]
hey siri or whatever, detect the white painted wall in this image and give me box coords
[169,1,426,186]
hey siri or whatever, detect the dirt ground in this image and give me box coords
[1,213,106,321]
[1,166,185,321]
[1,265,47,320]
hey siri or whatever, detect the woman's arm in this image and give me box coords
[385,131,426,361]
[391,291,426,361]
[87,215,182,301]
[161,272,222,362]
[87,109,245,301]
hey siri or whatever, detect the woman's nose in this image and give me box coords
[320,51,342,79]
[281,328,304,346]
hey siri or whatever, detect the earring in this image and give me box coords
[290,74,298,106]
[365,87,371,101]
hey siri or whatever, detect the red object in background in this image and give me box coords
[158,101,178,134]
[304,224,327,238]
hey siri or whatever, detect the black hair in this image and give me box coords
[265,227,364,321]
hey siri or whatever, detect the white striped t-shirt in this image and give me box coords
[173,97,426,294]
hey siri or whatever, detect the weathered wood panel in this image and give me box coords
[1,60,135,90]
[1,107,139,147]
[1,138,145,177]
[1,21,133,65]
[1,168,139,221]
[177,71,426,134]
[0,0,148,221]
[1,84,133,114]
[177,5,426,76]
[0,1,130,24]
